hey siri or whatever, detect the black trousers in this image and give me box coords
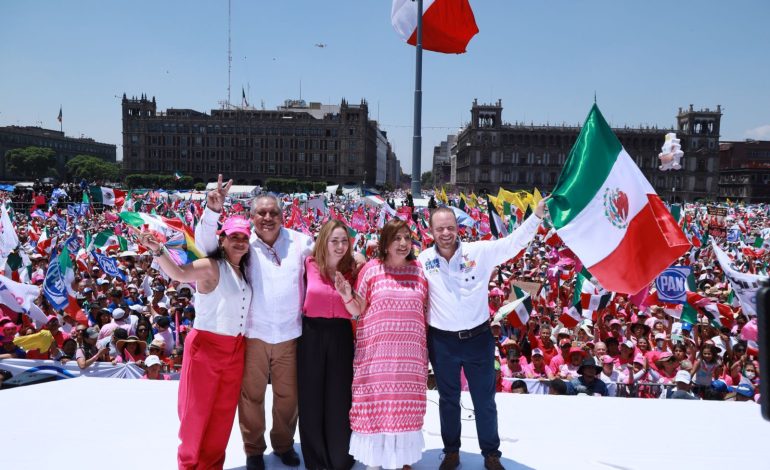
[297,316,355,470]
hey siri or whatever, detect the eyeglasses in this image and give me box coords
[265,245,281,266]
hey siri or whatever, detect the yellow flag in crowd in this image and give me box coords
[532,188,543,210]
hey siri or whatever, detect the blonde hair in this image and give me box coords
[312,220,354,279]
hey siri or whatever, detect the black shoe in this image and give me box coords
[439,451,460,470]
[246,454,265,470]
[274,448,301,467]
[484,455,506,470]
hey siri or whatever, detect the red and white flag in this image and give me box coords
[391,0,479,54]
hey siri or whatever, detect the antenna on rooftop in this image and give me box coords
[227,0,232,107]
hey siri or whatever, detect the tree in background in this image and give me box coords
[65,155,121,182]
[5,146,57,179]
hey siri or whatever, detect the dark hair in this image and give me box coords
[112,328,128,341]
[378,219,415,261]
[548,378,568,395]
[209,234,250,282]
[510,380,529,394]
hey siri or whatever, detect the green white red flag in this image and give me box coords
[546,105,690,294]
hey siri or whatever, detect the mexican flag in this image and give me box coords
[560,304,583,328]
[495,285,532,329]
[391,0,479,54]
[90,186,126,207]
[547,105,690,294]
[90,230,128,252]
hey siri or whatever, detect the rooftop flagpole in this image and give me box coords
[410,0,423,196]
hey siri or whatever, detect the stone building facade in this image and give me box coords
[122,94,395,186]
[718,140,770,203]
[0,126,116,181]
[452,100,721,202]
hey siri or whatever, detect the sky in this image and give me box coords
[1,0,769,177]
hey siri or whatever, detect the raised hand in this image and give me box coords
[136,230,162,252]
[207,173,233,213]
[334,271,352,300]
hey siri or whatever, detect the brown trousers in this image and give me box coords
[239,337,298,456]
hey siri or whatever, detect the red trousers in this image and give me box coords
[178,329,245,470]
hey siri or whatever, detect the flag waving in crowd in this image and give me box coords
[547,105,690,294]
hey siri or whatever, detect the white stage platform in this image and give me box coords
[3,378,769,469]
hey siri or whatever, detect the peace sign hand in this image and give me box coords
[207,173,233,213]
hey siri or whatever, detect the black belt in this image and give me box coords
[430,321,490,340]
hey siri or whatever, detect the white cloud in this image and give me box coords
[744,124,770,140]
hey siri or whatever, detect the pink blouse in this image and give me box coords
[302,257,353,320]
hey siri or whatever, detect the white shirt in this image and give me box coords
[417,214,541,331]
[195,207,313,343]
[193,259,251,337]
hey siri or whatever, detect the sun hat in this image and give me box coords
[674,370,692,384]
[569,347,586,358]
[655,352,675,365]
[149,338,166,350]
[116,335,143,350]
[112,308,127,321]
[145,355,162,368]
[218,216,251,237]
[577,358,602,375]
[731,383,755,398]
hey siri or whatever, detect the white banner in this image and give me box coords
[711,241,764,316]
[0,359,165,387]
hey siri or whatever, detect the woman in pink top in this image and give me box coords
[335,218,429,470]
[297,220,357,470]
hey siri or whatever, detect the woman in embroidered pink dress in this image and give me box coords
[335,218,429,470]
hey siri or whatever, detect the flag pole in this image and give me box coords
[410,0,423,197]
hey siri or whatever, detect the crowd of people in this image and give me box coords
[0,177,763,470]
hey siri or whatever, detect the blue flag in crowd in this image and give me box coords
[55,214,67,231]
[50,188,67,206]
[31,209,46,219]
[92,251,126,281]
[43,248,69,310]
[67,203,89,218]
[65,233,80,253]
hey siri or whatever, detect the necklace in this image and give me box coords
[226,259,240,269]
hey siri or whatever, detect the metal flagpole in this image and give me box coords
[410,0,423,196]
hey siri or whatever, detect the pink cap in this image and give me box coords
[602,355,615,365]
[633,354,646,365]
[218,216,251,237]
